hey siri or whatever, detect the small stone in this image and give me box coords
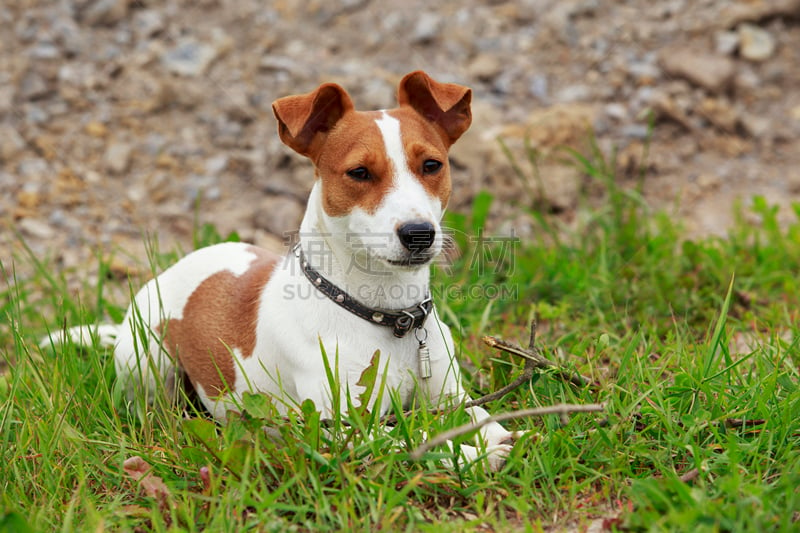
[133,10,165,40]
[714,31,740,56]
[209,118,244,148]
[528,74,549,101]
[162,39,218,77]
[467,53,503,81]
[604,103,628,121]
[659,47,735,93]
[29,43,61,59]
[696,173,721,190]
[621,124,650,139]
[259,55,302,75]
[698,98,739,132]
[556,84,591,102]
[52,16,85,56]
[0,125,25,161]
[17,218,55,240]
[537,164,582,211]
[253,195,304,238]
[83,0,128,26]
[738,23,776,62]
[627,61,661,84]
[739,112,771,138]
[720,0,800,28]
[26,105,50,124]
[412,12,443,44]
[18,158,49,178]
[204,155,228,176]
[104,142,133,175]
[17,189,42,209]
[20,70,50,101]
[0,85,14,114]
[161,30,231,77]
[85,121,109,138]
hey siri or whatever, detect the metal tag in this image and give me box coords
[418,341,431,379]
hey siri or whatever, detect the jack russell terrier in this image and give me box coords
[52,71,519,470]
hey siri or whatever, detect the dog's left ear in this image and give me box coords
[398,71,472,146]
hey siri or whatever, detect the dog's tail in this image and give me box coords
[40,324,121,349]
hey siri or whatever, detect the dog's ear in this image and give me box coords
[272,83,354,158]
[398,71,472,146]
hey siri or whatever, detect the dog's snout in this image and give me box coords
[397,221,436,251]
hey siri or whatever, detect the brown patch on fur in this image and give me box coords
[160,246,278,398]
[314,108,455,217]
[391,106,453,210]
[314,110,395,217]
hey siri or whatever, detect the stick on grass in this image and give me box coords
[409,403,605,460]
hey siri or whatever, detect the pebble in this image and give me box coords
[18,218,55,240]
[621,124,651,139]
[556,84,591,102]
[161,29,231,77]
[162,39,219,77]
[659,47,735,93]
[721,0,800,28]
[133,10,166,40]
[0,126,25,161]
[205,155,229,176]
[714,31,740,56]
[528,73,549,101]
[738,23,776,62]
[604,103,628,121]
[467,53,503,81]
[52,16,86,56]
[83,0,128,26]
[104,142,133,175]
[253,195,305,237]
[259,55,302,75]
[20,70,51,100]
[29,42,61,59]
[18,158,49,178]
[412,12,443,44]
[627,60,661,84]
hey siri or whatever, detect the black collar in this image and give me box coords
[294,244,433,338]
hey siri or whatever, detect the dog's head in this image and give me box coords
[272,71,471,271]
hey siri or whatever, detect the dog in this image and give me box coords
[50,71,518,470]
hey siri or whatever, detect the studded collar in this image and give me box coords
[293,244,433,338]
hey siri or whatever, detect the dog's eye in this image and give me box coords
[422,159,443,175]
[346,167,371,181]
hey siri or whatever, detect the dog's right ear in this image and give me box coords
[272,83,354,158]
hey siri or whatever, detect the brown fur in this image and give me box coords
[160,247,278,397]
[311,108,454,218]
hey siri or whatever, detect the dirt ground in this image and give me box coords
[2,0,799,287]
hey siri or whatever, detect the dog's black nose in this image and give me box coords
[397,221,436,251]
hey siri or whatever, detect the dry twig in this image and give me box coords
[467,319,592,408]
[409,402,605,459]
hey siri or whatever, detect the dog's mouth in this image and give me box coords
[386,253,434,268]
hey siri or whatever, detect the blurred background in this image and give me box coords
[1,0,798,283]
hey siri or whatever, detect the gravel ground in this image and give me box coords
[2,0,799,287]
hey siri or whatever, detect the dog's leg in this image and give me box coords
[113,282,181,408]
[421,321,520,471]
[459,404,520,471]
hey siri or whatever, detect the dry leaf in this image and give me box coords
[122,456,171,504]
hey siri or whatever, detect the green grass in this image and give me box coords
[2,156,799,531]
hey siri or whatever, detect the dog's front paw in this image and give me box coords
[457,443,513,471]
